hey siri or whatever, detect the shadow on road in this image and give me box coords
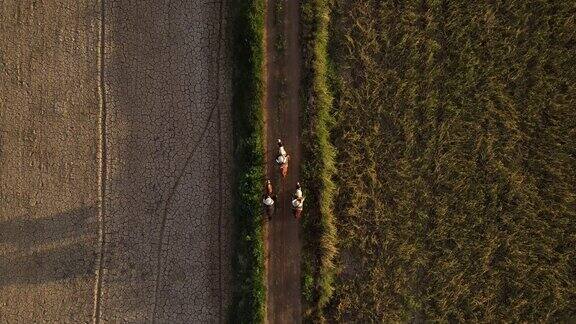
[0,206,98,286]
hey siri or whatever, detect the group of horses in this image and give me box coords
[262,139,305,220]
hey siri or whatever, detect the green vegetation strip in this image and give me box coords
[228,0,266,322]
[300,0,337,321]
[329,0,576,322]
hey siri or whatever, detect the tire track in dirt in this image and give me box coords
[150,1,226,322]
[150,102,217,322]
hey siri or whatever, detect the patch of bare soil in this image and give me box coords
[97,1,233,322]
[0,1,100,322]
[1,0,233,322]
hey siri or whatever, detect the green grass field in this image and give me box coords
[328,1,576,322]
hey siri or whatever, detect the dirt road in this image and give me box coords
[1,0,233,322]
[264,0,303,323]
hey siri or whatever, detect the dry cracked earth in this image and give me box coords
[0,0,233,322]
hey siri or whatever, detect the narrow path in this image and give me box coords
[264,0,302,323]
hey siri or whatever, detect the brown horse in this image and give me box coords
[279,154,290,178]
[277,139,289,178]
[292,196,304,220]
[265,179,273,196]
[293,208,302,220]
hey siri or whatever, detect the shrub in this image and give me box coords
[228,0,266,322]
[300,0,338,322]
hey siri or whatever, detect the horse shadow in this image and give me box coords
[0,206,98,286]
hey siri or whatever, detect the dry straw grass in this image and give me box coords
[328,0,576,322]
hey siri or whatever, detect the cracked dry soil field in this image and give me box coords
[1,0,233,322]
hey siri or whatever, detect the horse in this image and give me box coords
[295,182,302,198]
[292,196,305,220]
[265,179,273,196]
[278,154,290,178]
[277,139,289,178]
[293,208,302,220]
[263,180,275,220]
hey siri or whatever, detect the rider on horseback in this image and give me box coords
[276,139,290,165]
[276,139,290,177]
[295,182,302,199]
[263,179,276,220]
[292,182,305,219]
[263,195,274,206]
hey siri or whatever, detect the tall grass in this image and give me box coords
[228,0,266,322]
[300,0,338,322]
[328,0,576,322]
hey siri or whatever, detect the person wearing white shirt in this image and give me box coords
[292,195,305,219]
[263,194,276,220]
[276,139,288,164]
[295,182,302,199]
[292,196,305,209]
[276,154,288,165]
[263,195,274,206]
